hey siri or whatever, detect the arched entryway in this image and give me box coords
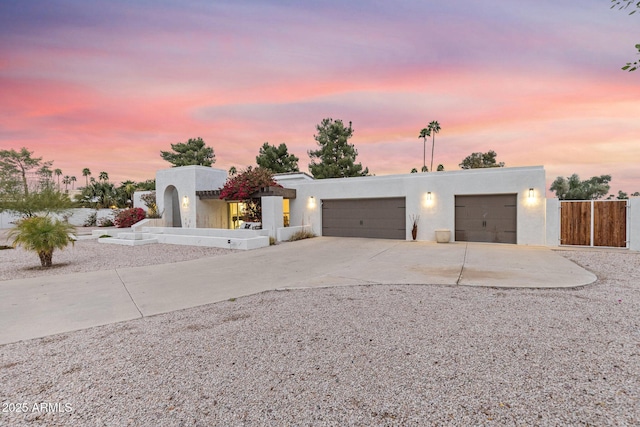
[163,185,182,227]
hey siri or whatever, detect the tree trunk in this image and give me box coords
[38,251,53,267]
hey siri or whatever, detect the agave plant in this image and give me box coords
[8,216,76,267]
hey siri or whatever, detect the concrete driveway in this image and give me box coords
[0,237,596,345]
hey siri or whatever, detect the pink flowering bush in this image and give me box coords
[114,208,146,228]
[219,167,280,201]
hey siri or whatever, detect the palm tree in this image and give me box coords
[70,176,77,189]
[99,171,109,182]
[82,168,91,186]
[62,175,70,191]
[54,168,62,189]
[428,120,441,173]
[8,216,76,267]
[418,128,430,172]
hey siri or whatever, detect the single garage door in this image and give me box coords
[322,197,406,239]
[455,194,517,244]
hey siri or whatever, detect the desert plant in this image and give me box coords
[97,216,114,227]
[8,216,76,267]
[84,211,98,227]
[288,229,316,241]
[114,207,146,228]
[269,236,276,245]
[140,192,161,218]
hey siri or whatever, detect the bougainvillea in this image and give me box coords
[114,207,146,228]
[219,167,281,201]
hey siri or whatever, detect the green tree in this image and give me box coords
[229,166,238,176]
[418,128,430,172]
[63,175,70,191]
[308,118,369,179]
[437,164,445,171]
[82,168,91,186]
[134,179,156,191]
[611,0,640,71]
[8,216,76,267]
[0,185,73,218]
[54,168,62,189]
[459,150,505,169]
[256,142,299,173]
[0,147,50,196]
[76,181,118,209]
[410,168,418,173]
[99,171,109,182]
[160,137,215,167]
[428,120,441,173]
[70,176,77,189]
[549,174,611,200]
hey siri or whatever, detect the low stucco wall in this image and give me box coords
[277,225,313,242]
[628,198,639,251]
[1,208,116,228]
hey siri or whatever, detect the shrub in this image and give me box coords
[114,207,146,228]
[84,211,98,227]
[8,216,76,267]
[288,229,316,241]
[140,192,161,218]
[97,217,114,227]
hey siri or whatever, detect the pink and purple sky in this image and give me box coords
[1,0,638,194]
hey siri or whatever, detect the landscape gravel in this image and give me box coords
[0,229,236,281]
[0,242,639,426]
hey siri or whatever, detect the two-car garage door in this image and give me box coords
[322,197,406,239]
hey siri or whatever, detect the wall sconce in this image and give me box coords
[528,188,534,199]
[423,191,434,207]
[182,195,189,208]
[308,196,316,209]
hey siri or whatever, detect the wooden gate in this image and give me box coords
[560,200,627,247]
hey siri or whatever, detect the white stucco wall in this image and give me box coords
[278,166,547,245]
[629,197,640,251]
[262,196,284,239]
[156,166,227,228]
[133,190,154,211]
[545,198,560,246]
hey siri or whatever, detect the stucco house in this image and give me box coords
[114,164,639,251]
[151,165,547,245]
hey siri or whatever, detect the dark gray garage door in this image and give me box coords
[455,194,517,244]
[322,197,406,239]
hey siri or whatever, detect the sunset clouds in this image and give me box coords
[1,0,638,193]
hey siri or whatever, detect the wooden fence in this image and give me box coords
[560,200,627,247]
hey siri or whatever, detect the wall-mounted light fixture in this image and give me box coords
[182,195,189,208]
[528,188,534,199]
[423,191,434,207]
[308,196,316,209]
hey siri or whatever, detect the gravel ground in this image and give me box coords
[0,244,639,426]
[0,228,236,281]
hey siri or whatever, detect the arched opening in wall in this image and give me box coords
[164,185,182,227]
